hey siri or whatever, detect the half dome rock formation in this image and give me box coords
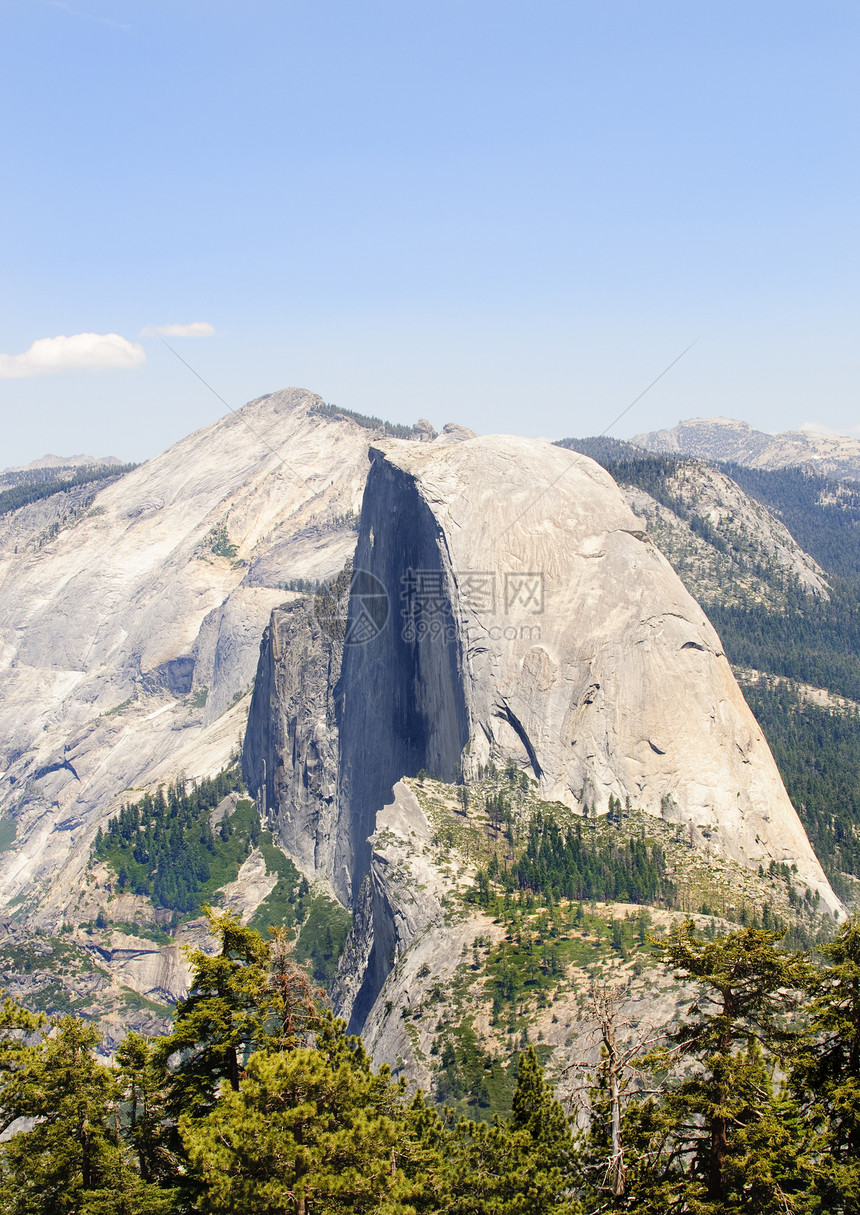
[250,433,839,922]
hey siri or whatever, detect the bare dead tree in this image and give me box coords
[563,973,668,1202]
[266,926,325,1049]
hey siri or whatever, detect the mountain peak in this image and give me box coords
[633,416,860,481]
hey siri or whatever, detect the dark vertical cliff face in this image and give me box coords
[329,454,471,1030]
[334,453,470,900]
[242,453,472,1029]
[243,452,470,919]
[242,597,346,895]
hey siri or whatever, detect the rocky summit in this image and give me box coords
[0,388,370,926]
[633,416,860,482]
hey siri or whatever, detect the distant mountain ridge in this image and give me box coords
[632,417,860,482]
[1,453,124,476]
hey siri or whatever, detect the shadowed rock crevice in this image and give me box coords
[335,451,470,901]
[493,700,542,780]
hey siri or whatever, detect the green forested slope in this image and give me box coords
[0,462,137,516]
[91,764,351,987]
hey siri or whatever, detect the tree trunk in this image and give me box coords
[227,1045,241,1091]
[605,1017,626,1197]
[593,984,626,1198]
[708,1115,728,1203]
[708,1007,733,1203]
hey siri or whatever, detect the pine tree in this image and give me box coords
[0,1015,174,1215]
[445,1047,580,1214]
[157,907,270,1120]
[793,914,860,1213]
[114,1033,179,1189]
[625,921,812,1213]
[0,994,44,1134]
[180,1014,438,1214]
[257,926,324,1053]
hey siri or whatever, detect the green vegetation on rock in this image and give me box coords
[92,766,255,916]
[309,400,415,438]
[496,805,676,907]
[0,818,15,852]
[0,462,137,517]
[739,677,860,886]
[90,763,352,992]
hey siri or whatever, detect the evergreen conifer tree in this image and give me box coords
[624,921,812,1213]
[445,1047,580,1214]
[793,914,860,1213]
[0,1015,174,1215]
[157,907,270,1120]
[180,1013,438,1214]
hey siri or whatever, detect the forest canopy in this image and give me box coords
[3,911,860,1214]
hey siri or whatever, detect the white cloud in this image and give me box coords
[141,322,215,338]
[0,333,146,380]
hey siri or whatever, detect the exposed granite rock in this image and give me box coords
[351,437,839,913]
[619,462,829,605]
[0,389,371,922]
[411,419,437,443]
[88,934,190,1005]
[633,416,860,482]
[218,849,278,924]
[331,780,499,1045]
[243,594,346,896]
[435,423,478,445]
[258,432,839,1034]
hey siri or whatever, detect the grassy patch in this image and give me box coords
[0,818,16,852]
[120,988,172,1016]
[246,838,352,990]
[294,894,352,987]
[247,839,308,936]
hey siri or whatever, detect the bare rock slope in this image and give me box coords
[0,389,372,924]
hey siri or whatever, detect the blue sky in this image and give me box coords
[1,0,858,465]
